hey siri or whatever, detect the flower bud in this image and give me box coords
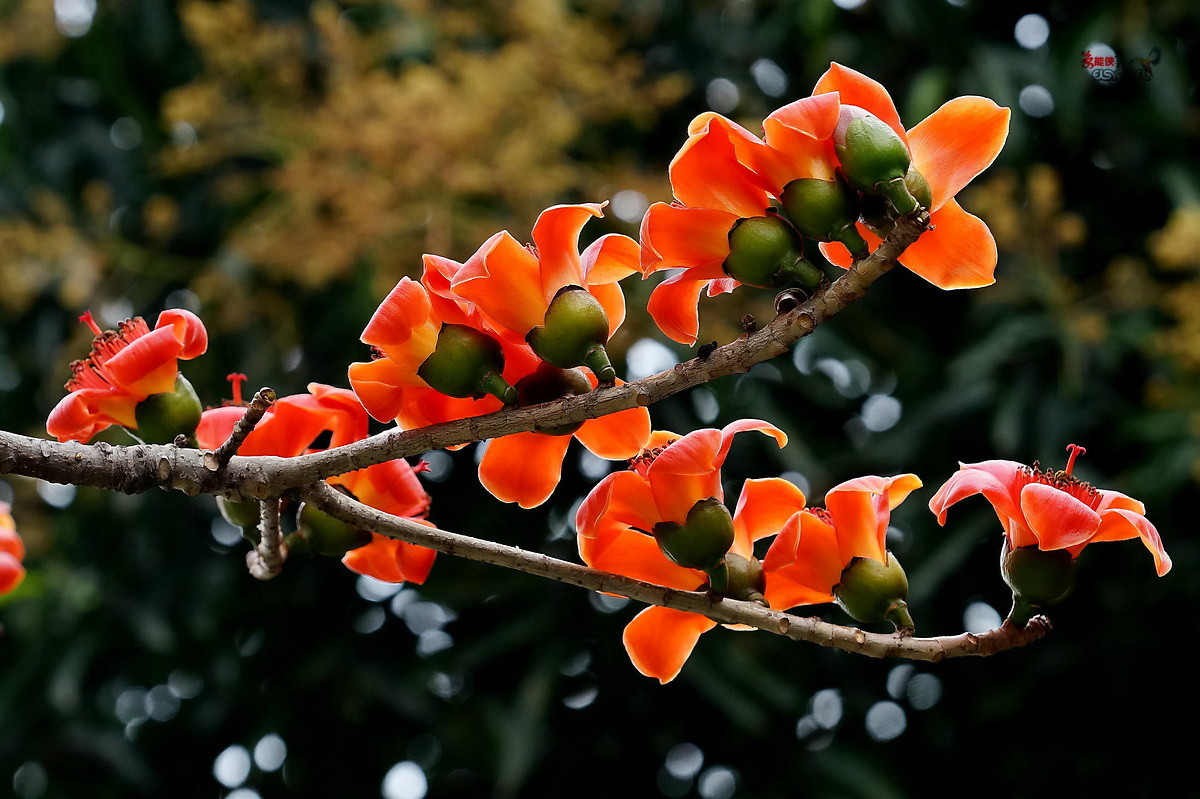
[780,176,869,258]
[834,552,914,630]
[133,374,202,444]
[834,106,918,215]
[652,497,735,572]
[723,215,823,290]
[418,323,517,404]
[294,502,372,557]
[525,286,616,383]
[707,552,767,603]
[1001,542,1076,627]
[514,362,592,436]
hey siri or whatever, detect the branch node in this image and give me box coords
[209,387,277,471]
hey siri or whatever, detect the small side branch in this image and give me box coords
[299,479,1048,661]
[205,387,277,471]
[247,498,286,580]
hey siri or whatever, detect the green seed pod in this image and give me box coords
[525,286,616,383]
[295,502,373,557]
[652,497,735,572]
[514,362,592,436]
[780,176,869,257]
[217,497,261,529]
[834,552,914,630]
[133,374,202,444]
[708,552,767,603]
[418,323,517,404]
[1001,542,1077,627]
[834,106,917,215]
[723,214,823,290]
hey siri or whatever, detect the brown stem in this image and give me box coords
[246,498,286,580]
[300,479,1048,661]
[205,387,277,471]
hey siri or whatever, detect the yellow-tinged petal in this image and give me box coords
[622,606,717,684]
[907,97,1010,212]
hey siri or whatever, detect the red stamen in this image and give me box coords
[628,439,679,477]
[226,373,248,405]
[78,311,102,336]
[807,507,834,525]
[412,460,432,475]
[1064,444,1086,475]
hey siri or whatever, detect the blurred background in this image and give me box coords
[1,0,1197,796]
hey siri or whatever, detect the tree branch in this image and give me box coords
[299,479,1049,661]
[205,387,276,471]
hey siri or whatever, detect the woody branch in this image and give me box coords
[0,211,930,500]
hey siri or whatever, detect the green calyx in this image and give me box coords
[780,176,869,258]
[722,215,823,291]
[418,323,517,404]
[834,552,914,631]
[515,361,592,436]
[526,286,615,384]
[291,502,373,557]
[133,374,202,444]
[652,497,735,572]
[217,497,262,546]
[1001,542,1077,627]
[834,107,916,215]
[707,552,767,604]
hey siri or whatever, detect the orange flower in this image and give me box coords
[928,445,1170,576]
[576,420,798,682]
[47,309,208,443]
[351,213,650,509]
[0,501,25,596]
[762,473,923,610]
[805,63,1010,290]
[196,382,437,585]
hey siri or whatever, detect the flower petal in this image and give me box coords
[1019,482,1101,550]
[731,477,807,557]
[47,388,139,443]
[907,97,1010,212]
[348,357,412,424]
[530,203,604,298]
[622,605,717,684]
[818,223,882,269]
[335,459,430,520]
[0,552,24,595]
[155,308,209,360]
[576,470,659,541]
[1093,508,1171,576]
[478,431,573,508]
[639,202,737,274]
[813,62,907,143]
[826,473,921,564]
[899,200,997,290]
[575,406,651,460]
[670,114,773,217]
[103,326,185,397]
[342,532,437,584]
[581,233,641,284]
[762,511,840,607]
[928,460,1026,526]
[451,231,546,336]
[646,272,712,346]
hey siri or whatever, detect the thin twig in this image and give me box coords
[247,498,286,580]
[299,480,1049,661]
[205,387,277,471]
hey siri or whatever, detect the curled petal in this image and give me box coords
[155,308,208,359]
[576,470,659,541]
[1092,508,1171,576]
[589,280,627,338]
[900,200,997,290]
[762,511,841,607]
[575,406,651,461]
[336,460,430,520]
[670,114,772,217]
[765,91,841,141]
[342,532,437,585]
[622,606,718,684]
[531,203,604,298]
[452,231,546,336]
[813,62,907,143]
[646,272,713,346]
[307,383,370,448]
[361,277,436,351]
[908,97,1010,212]
[47,389,139,443]
[348,357,412,424]
[826,473,921,564]
[581,233,641,284]
[1019,483,1101,551]
[731,477,807,557]
[1096,490,1146,515]
[928,460,1026,526]
[478,431,573,509]
[103,326,185,396]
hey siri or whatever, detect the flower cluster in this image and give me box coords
[350,203,651,508]
[0,502,24,597]
[640,63,1010,344]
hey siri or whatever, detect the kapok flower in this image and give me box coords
[576,420,797,683]
[196,382,437,585]
[433,203,641,382]
[47,309,208,443]
[762,473,922,628]
[808,63,1010,290]
[0,501,25,596]
[928,445,1171,577]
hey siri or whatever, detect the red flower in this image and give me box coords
[0,501,24,596]
[762,473,922,609]
[928,445,1170,576]
[196,382,437,585]
[47,309,208,442]
[576,420,798,682]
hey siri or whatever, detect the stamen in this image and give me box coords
[412,460,432,475]
[1017,452,1101,511]
[1064,443,1086,475]
[627,439,680,477]
[226,373,248,405]
[807,506,834,525]
[78,311,103,336]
